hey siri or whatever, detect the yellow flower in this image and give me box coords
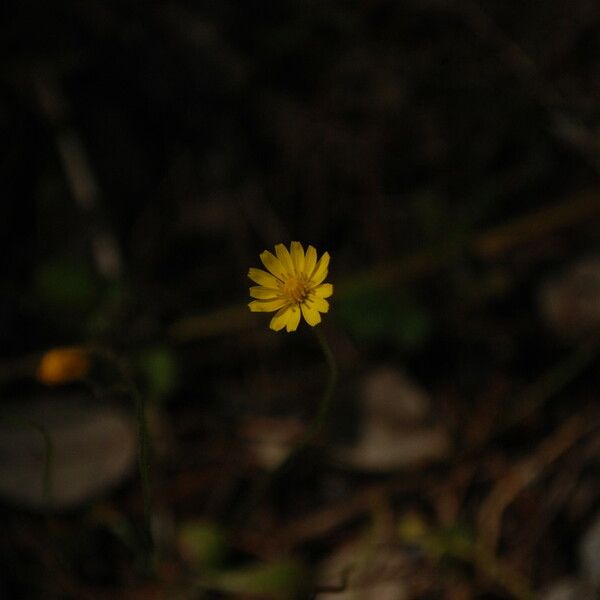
[248,242,333,332]
[37,346,90,385]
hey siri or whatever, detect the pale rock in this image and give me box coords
[318,581,407,600]
[580,511,600,589]
[540,257,600,339]
[541,579,595,600]
[336,366,450,471]
[0,396,137,510]
[337,423,449,472]
[318,538,408,600]
[360,366,431,424]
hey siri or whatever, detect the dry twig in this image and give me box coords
[478,411,600,552]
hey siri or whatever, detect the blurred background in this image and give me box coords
[1,1,600,598]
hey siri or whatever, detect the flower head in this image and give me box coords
[248,242,333,332]
[37,346,90,385]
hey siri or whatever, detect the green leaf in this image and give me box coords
[178,520,228,569]
[33,255,99,313]
[138,346,179,399]
[336,285,432,350]
[204,559,308,598]
[435,524,474,559]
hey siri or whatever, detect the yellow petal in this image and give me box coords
[249,286,280,299]
[260,251,286,279]
[313,283,333,298]
[309,252,330,285]
[306,296,329,313]
[311,268,328,287]
[285,305,301,332]
[248,298,288,312]
[270,306,292,331]
[301,303,322,326]
[304,245,317,278]
[274,243,295,275]
[290,241,304,275]
[248,268,280,288]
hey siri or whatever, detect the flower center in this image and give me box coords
[282,276,308,303]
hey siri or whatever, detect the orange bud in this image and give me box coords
[37,347,90,385]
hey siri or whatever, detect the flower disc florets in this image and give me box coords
[282,276,308,303]
[248,242,333,332]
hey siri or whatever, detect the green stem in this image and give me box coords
[134,385,153,544]
[29,419,54,509]
[235,326,338,524]
[121,366,155,573]
[305,326,338,440]
[272,326,338,474]
[0,417,53,509]
[91,348,155,573]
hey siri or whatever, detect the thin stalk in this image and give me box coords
[300,326,338,443]
[268,326,338,475]
[121,365,155,574]
[28,419,54,509]
[506,342,598,426]
[134,385,154,550]
[234,326,338,525]
[1,417,53,509]
[92,348,155,574]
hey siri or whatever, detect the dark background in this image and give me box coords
[1,1,599,598]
